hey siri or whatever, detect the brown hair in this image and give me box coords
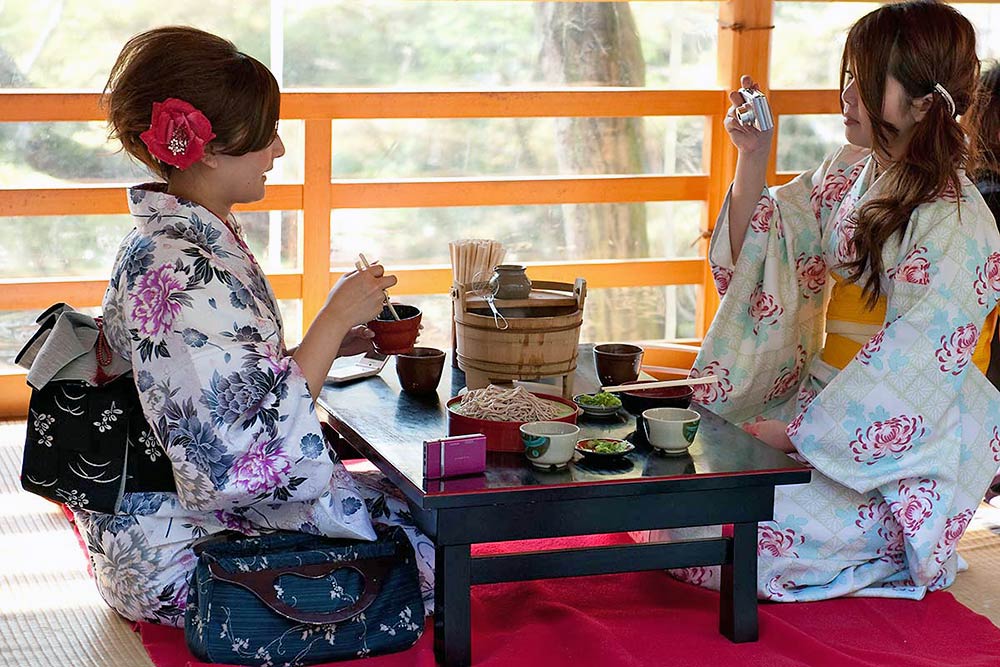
[840,1,982,307]
[973,62,1000,179]
[104,26,280,180]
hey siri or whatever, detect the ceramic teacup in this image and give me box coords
[639,407,700,456]
[519,421,580,470]
[594,343,644,387]
[395,347,446,394]
[367,304,421,355]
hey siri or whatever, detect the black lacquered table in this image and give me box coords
[317,344,810,667]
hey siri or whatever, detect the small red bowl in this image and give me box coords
[619,381,694,415]
[367,304,421,355]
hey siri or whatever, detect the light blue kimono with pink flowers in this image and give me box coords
[636,146,1000,601]
[72,184,434,625]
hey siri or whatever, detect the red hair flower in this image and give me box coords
[139,98,216,170]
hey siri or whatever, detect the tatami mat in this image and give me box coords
[950,502,1000,625]
[0,420,153,667]
[0,418,998,667]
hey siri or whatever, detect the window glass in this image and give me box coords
[772,3,1000,89]
[332,117,705,178]
[0,122,148,187]
[284,1,717,88]
[776,115,845,173]
[771,3,877,90]
[0,212,299,280]
[3,2,717,90]
[0,215,134,279]
[955,4,1000,61]
[0,1,271,89]
[330,202,704,269]
[0,121,302,188]
[278,299,303,346]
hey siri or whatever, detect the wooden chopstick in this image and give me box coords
[357,253,400,320]
[601,375,719,393]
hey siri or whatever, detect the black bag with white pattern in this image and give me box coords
[21,373,177,513]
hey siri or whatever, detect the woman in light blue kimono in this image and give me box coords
[637,2,1000,601]
[71,26,433,626]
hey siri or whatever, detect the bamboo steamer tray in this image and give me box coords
[453,279,587,398]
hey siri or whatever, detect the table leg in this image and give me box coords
[719,521,759,642]
[434,544,472,666]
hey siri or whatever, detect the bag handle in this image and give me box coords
[207,555,395,625]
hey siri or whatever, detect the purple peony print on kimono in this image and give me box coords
[132,264,190,342]
[71,185,436,626]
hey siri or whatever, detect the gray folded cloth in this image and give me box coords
[15,303,131,389]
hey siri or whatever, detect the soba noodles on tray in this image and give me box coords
[451,385,573,422]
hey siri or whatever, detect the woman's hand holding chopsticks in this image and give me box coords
[357,253,400,320]
[293,259,397,400]
[327,259,397,325]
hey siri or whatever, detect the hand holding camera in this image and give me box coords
[725,75,774,155]
[737,88,773,131]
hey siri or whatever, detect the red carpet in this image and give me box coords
[134,533,1000,667]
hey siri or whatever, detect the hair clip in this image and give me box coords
[933,83,956,117]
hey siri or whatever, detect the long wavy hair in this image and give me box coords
[840,1,983,307]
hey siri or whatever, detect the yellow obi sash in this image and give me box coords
[821,272,996,373]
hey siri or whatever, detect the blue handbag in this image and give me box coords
[184,525,424,665]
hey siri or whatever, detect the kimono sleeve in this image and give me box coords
[121,230,337,513]
[691,148,863,423]
[789,199,1000,496]
[788,197,1000,584]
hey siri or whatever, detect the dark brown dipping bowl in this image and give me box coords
[593,343,644,387]
[395,346,446,394]
[619,380,694,415]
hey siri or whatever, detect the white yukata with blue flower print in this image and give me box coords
[634,146,1000,601]
[72,184,434,626]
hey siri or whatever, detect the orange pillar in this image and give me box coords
[302,119,333,334]
[698,0,774,337]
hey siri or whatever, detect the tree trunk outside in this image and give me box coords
[536,2,651,340]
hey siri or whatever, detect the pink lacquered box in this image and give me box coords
[423,434,486,479]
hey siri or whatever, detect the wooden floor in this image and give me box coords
[0,418,998,667]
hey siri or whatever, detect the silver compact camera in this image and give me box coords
[736,88,774,132]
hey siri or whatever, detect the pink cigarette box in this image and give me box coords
[423,433,486,479]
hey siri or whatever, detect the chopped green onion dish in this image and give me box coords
[576,392,622,408]
[585,439,629,454]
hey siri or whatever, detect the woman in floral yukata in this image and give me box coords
[636,1,1000,600]
[71,26,434,625]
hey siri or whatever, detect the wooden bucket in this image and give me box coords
[453,279,587,394]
